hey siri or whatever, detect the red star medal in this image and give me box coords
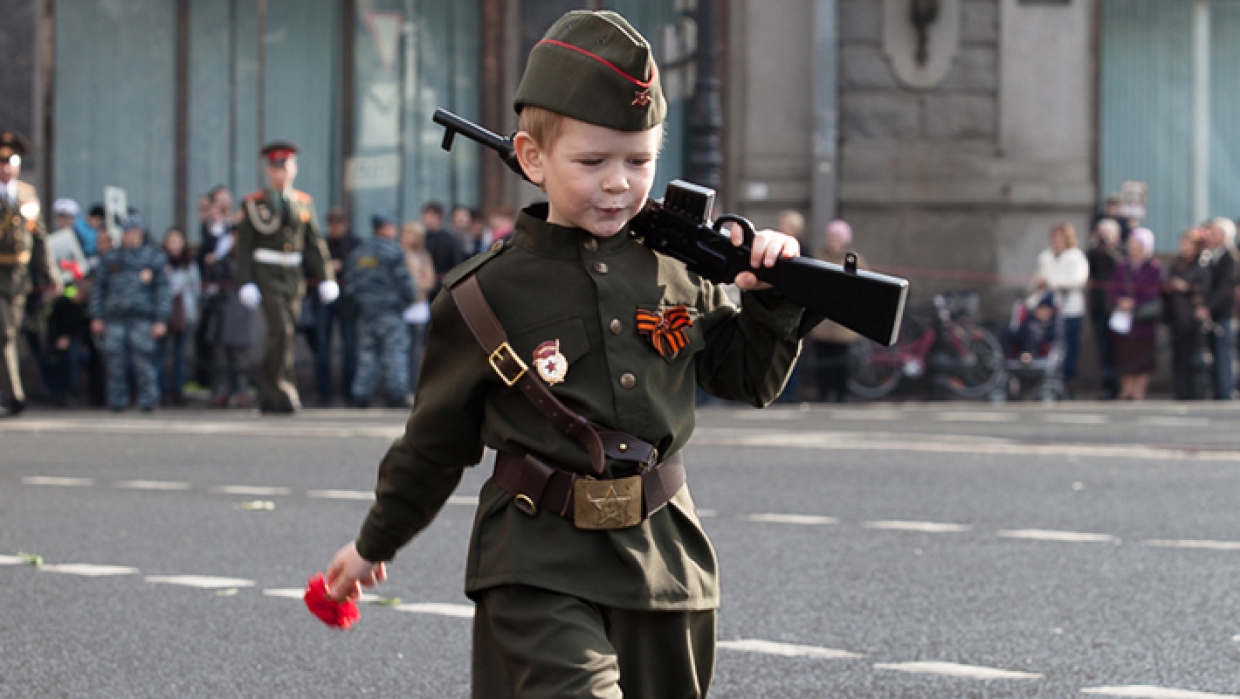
[632,89,652,108]
[533,340,568,385]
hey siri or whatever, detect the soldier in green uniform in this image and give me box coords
[0,132,58,417]
[324,11,812,698]
[235,142,336,414]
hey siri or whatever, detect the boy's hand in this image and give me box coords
[151,323,167,339]
[729,226,800,291]
[91,319,105,336]
[325,541,387,603]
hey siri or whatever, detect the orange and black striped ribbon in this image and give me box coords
[635,306,693,360]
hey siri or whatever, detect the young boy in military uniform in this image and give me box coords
[89,216,170,412]
[235,142,337,414]
[324,10,809,698]
[0,132,58,417]
[346,211,416,408]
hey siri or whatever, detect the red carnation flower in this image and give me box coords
[303,573,361,629]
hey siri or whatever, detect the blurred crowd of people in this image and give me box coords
[9,190,1240,410]
[12,187,518,412]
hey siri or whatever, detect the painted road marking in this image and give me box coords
[741,513,839,525]
[864,520,972,533]
[447,496,479,506]
[826,411,902,421]
[146,575,256,589]
[997,529,1118,544]
[698,509,718,518]
[0,555,23,565]
[1081,686,1240,698]
[115,480,192,491]
[874,661,1041,680]
[1142,539,1240,551]
[395,602,475,619]
[22,476,94,487]
[307,489,374,501]
[209,485,291,496]
[1137,417,1214,427]
[40,563,140,577]
[718,639,863,659]
[735,411,804,420]
[263,588,305,600]
[690,429,1240,463]
[936,412,1020,423]
[1042,414,1110,425]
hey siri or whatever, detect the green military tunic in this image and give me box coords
[357,204,810,611]
[235,188,333,410]
[0,181,55,406]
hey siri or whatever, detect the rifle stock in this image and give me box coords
[431,108,910,346]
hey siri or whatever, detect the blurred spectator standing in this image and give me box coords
[773,209,806,403]
[314,206,360,406]
[89,216,170,412]
[194,186,235,389]
[1108,227,1162,401]
[808,220,862,402]
[1086,219,1122,399]
[451,205,480,256]
[1202,217,1236,399]
[47,197,90,281]
[156,227,200,406]
[469,208,491,255]
[203,228,255,408]
[44,270,95,407]
[488,207,516,243]
[0,132,57,417]
[1030,223,1089,397]
[1164,227,1211,400]
[422,202,466,296]
[346,212,416,408]
[399,221,436,394]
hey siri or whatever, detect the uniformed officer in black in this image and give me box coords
[0,132,57,417]
[235,142,336,414]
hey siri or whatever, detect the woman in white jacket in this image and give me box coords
[1031,223,1090,395]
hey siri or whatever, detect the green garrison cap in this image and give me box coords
[514,10,666,132]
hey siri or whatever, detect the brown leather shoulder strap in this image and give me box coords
[450,274,609,475]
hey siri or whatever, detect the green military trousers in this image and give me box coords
[0,294,25,404]
[258,293,302,410]
[471,585,716,699]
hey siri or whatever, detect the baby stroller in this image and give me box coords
[1002,292,1065,401]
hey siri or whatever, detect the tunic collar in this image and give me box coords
[511,203,634,259]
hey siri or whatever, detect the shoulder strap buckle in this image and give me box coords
[488,342,528,387]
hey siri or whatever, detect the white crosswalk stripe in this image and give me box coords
[1081,686,1240,698]
[874,661,1042,680]
[146,575,255,589]
[718,639,863,659]
[41,563,140,576]
[997,529,1118,544]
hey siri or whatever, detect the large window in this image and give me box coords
[1101,0,1240,249]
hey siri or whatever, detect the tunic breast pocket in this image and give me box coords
[507,315,591,387]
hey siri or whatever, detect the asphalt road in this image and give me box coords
[3,402,1240,698]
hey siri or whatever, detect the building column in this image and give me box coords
[810,0,838,248]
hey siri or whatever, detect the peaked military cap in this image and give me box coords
[514,10,666,132]
[0,131,30,165]
[261,141,299,164]
[371,210,398,230]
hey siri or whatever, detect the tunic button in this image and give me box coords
[609,318,623,335]
[593,261,609,274]
[619,373,637,389]
[582,238,598,252]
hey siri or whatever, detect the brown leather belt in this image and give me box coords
[493,451,686,530]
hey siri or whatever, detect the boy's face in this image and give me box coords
[519,117,660,239]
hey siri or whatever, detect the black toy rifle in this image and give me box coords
[432,108,910,346]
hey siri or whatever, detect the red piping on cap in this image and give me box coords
[537,39,656,89]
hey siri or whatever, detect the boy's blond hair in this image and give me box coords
[518,106,565,151]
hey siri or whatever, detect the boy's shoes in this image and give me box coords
[1,398,25,418]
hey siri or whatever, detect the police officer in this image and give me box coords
[235,142,336,414]
[0,132,57,417]
[346,211,416,408]
[89,216,170,412]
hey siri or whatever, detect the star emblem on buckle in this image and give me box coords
[632,90,652,108]
[589,485,633,527]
